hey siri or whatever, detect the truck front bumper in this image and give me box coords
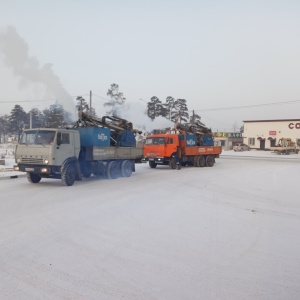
[143,157,169,164]
[14,164,57,174]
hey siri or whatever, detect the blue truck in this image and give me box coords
[14,111,143,186]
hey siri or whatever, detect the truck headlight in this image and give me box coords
[44,159,49,164]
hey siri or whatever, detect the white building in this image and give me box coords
[243,119,300,150]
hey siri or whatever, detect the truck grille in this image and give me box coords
[21,157,44,164]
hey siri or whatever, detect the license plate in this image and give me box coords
[25,168,34,172]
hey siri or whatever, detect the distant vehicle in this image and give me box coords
[233,143,250,151]
[269,138,299,155]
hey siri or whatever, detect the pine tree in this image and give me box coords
[75,96,89,112]
[189,110,201,124]
[43,102,68,128]
[105,83,126,116]
[164,96,175,120]
[172,99,189,123]
[147,96,162,121]
[76,96,97,117]
[8,105,28,139]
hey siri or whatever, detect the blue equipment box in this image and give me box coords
[185,134,196,146]
[203,134,214,146]
[77,127,110,147]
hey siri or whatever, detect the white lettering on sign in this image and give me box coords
[98,133,108,141]
[198,147,214,153]
[186,139,196,145]
[288,123,300,129]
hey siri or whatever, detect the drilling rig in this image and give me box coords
[143,121,221,169]
[14,108,143,186]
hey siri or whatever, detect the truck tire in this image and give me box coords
[193,156,198,167]
[81,162,92,178]
[149,161,157,168]
[61,164,76,186]
[169,157,177,169]
[93,161,106,176]
[197,156,206,167]
[107,161,118,179]
[27,172,41,183]
[121,160,133,177]
[206,155,215,167]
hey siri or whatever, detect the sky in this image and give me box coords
[1,149,300,299]
[1,0,300,131]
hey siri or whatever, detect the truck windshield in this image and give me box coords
[20,130,56,145]
[145,137,166,145]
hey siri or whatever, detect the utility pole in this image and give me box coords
[30,111,32,129]
[90,90,92,111]
[191,110,195,125]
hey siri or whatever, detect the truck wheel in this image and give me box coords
[93,161,106,176]
[121,160,133,177]
[149,161,157,168]
[61,164,76,186]
[81,162,92,178]
[27,172,41,183]
[107,161,118,179]
[169,157,177,169]
[193,156,198,167]
[206,155,215,167]
[197,156,206,167]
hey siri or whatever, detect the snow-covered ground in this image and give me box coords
[1,149,300,299]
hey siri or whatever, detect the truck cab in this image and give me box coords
[15,128,81,183]
[144,133,179,161]
[144,131,193,168]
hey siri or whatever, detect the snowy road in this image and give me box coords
[1,155,300,299]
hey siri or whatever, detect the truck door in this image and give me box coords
[55,131,76,165]
[166,136,178,157]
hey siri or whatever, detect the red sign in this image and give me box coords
[269,131,276,135]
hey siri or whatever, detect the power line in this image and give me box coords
[193,100,300,112]
[0,99,57,103]
[90,93,109,101]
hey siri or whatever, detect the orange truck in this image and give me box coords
[143,129,222,169]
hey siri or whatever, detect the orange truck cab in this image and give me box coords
[143,130,222,169]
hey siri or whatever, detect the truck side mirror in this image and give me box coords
[57,132,62,146]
